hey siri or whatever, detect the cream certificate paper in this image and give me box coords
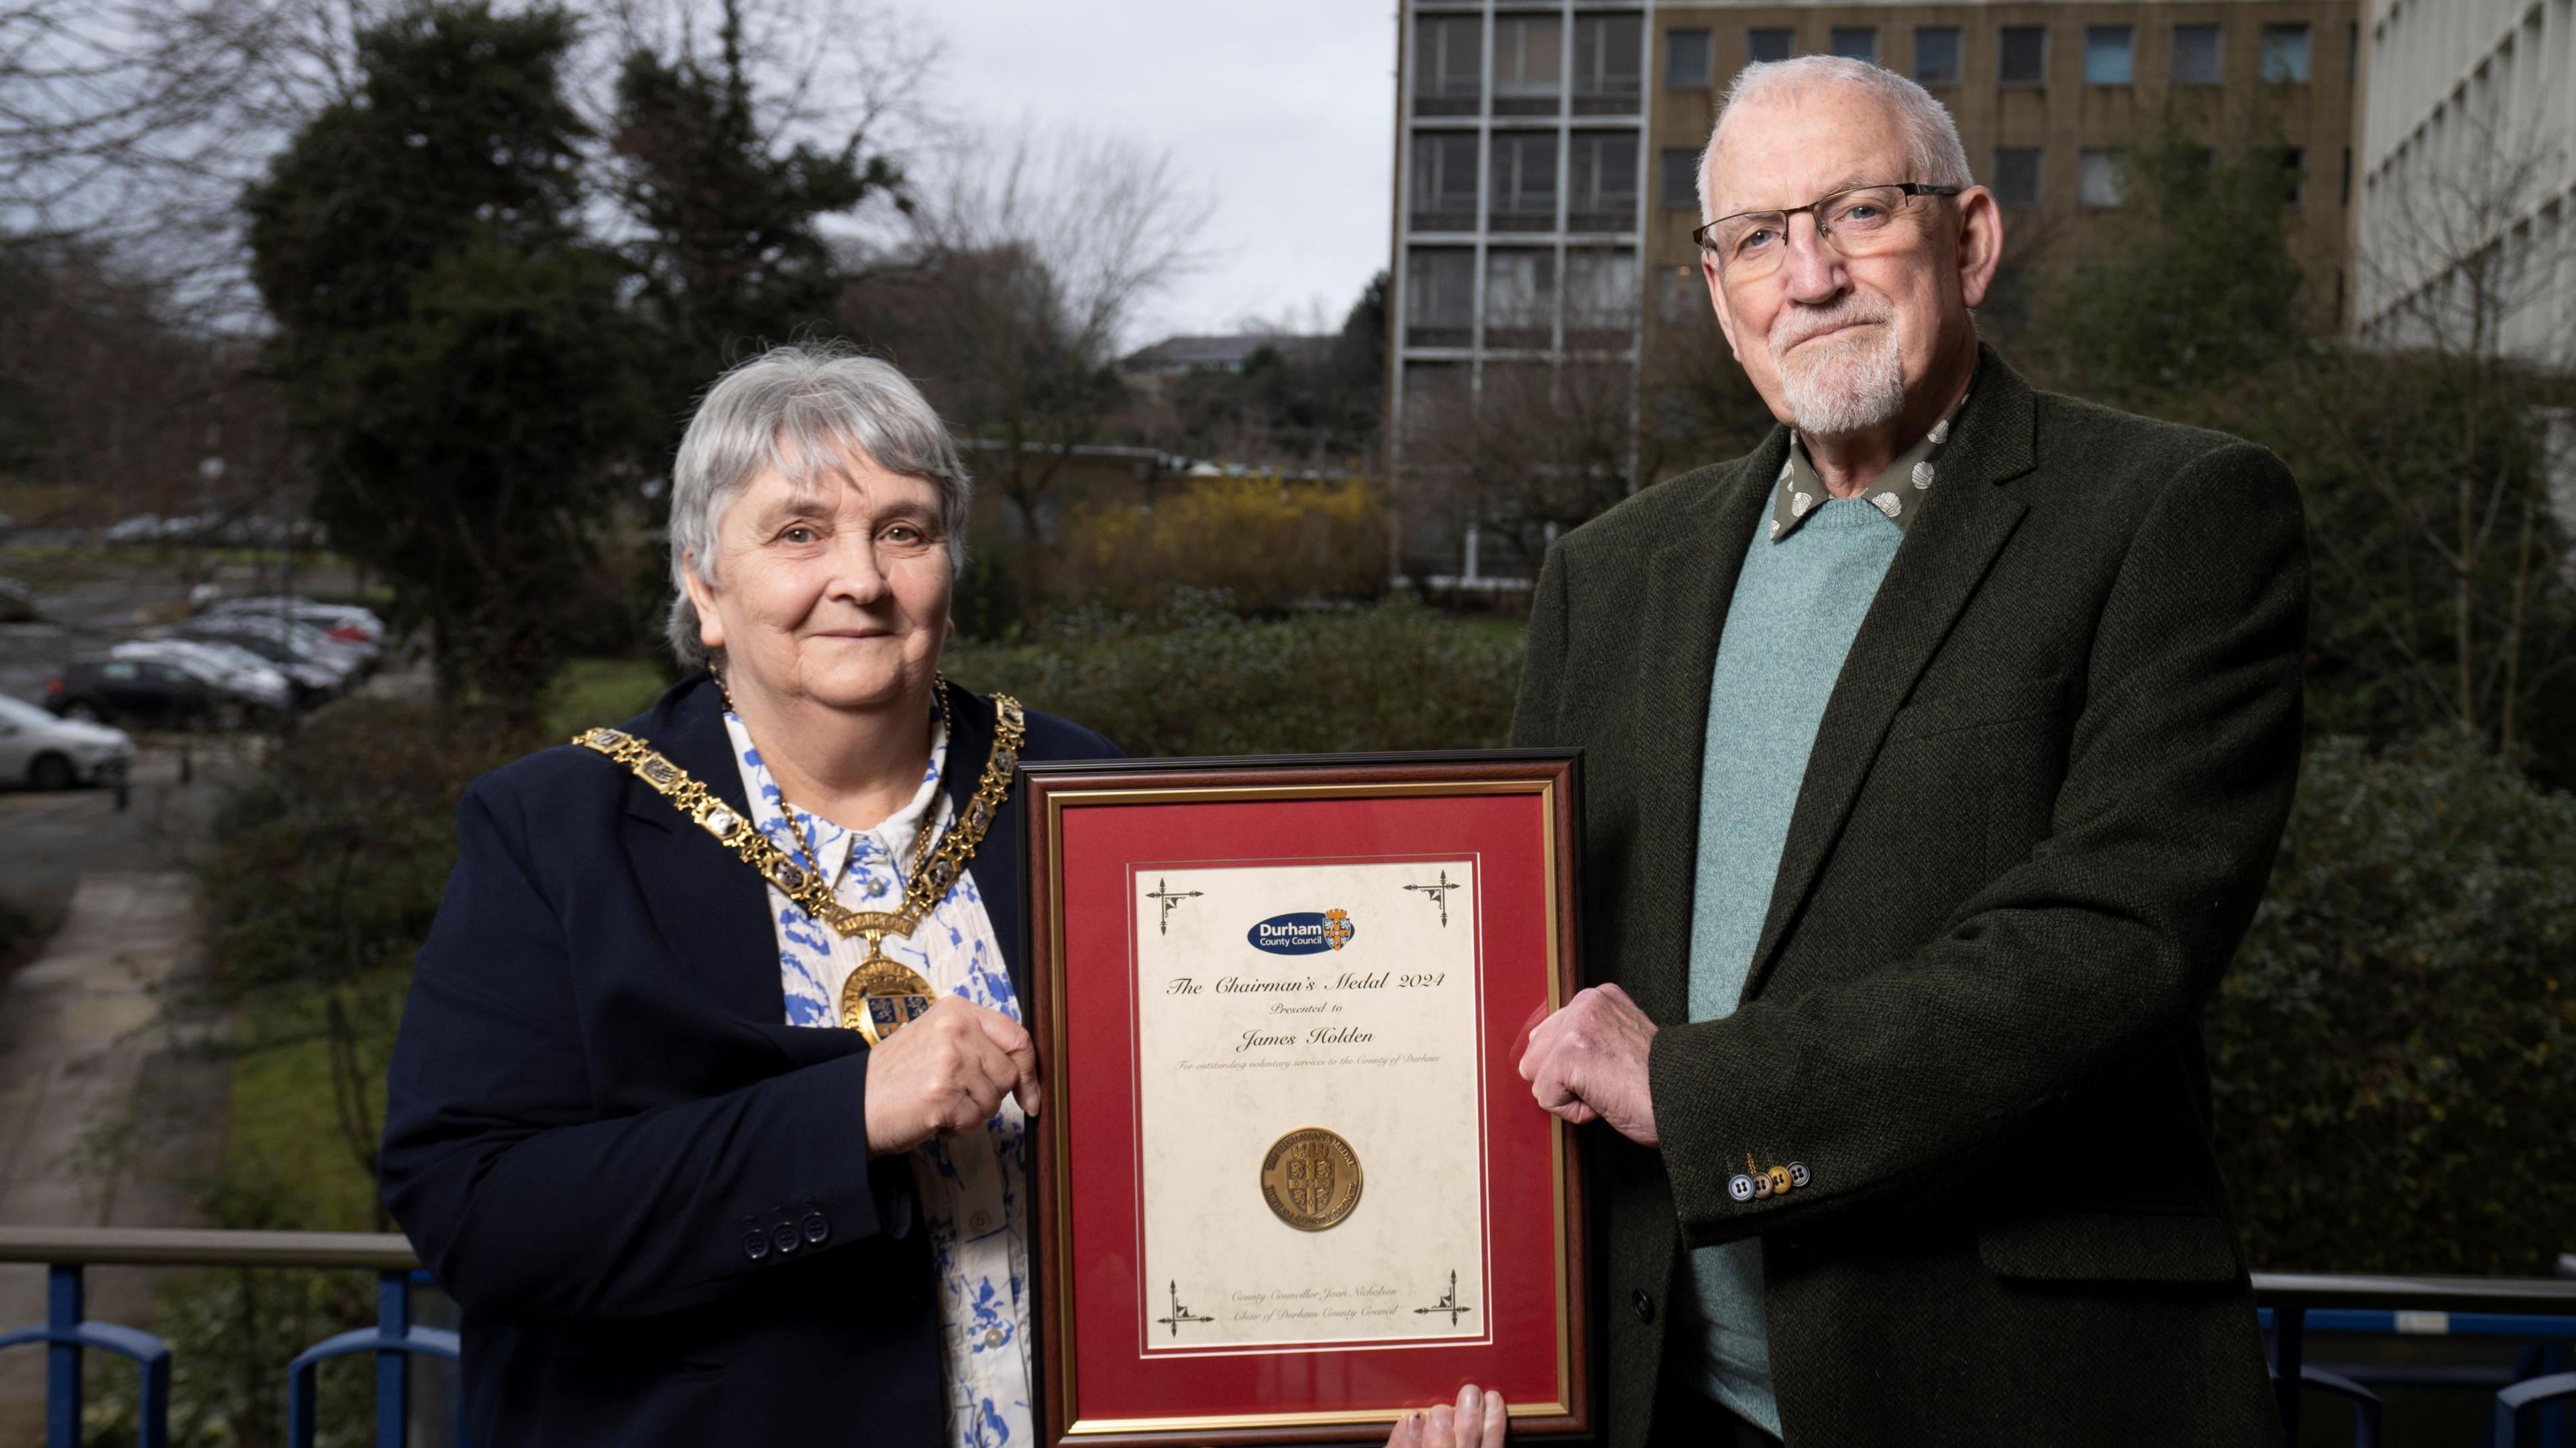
[1132,857,1488,1352]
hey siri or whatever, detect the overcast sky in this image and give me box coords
[893,2,1400,348]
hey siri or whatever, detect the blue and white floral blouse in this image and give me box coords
[724,704,1033,1448]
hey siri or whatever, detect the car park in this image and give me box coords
[0,693,131,789]
[44,655,221,730]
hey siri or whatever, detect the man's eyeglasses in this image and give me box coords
[1693,182,1962,279]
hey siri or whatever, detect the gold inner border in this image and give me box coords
[1040,775,1574,1438]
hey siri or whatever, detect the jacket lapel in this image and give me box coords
[619,676,798,1034]
[1739,347,2037,1002]
[943,680,1030,1011]
[1625,438,1784,1023]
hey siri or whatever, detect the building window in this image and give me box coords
[1413,15,1483,116]
[1748,28,1792,64]
[2282,147,2306,207]
[1401,361,1467,437]
[1564,249,1640,347]
[1660,147,1701,210]
[2261,23,2312,84]
[2347,21,2359,82]
[1408,133,1479,232]
[1572,14,1643,115]
[1484,249,1557,349]
[1490,131,1559,231]
[2084,26,2133,85]
[1914,27,1962,87]
[2341,146,2353,207]
[1494,15,1564,115]
[1568,131,1640,232]
[1666,27,1712,88]
[1404,248,1475,347]
[1830,27,1877,65]
[2000,27,2047,87]
[1992,148,2042,206]
[2078,148,2124,209]
[2171,24,2222,85]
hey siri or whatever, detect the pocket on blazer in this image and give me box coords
[1976,1209,2243,1284]
[1884,672,2076,745]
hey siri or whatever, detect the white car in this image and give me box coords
[113,639,292,715]
[0,694,133,789]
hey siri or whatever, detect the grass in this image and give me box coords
[545,656,669,738]
[217,973,409,1233]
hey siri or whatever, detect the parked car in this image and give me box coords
[45,655,220,730]
[0,693,132,789]
[0,576,36,623]
[111,639,292,718]
[167,624,345,705]
[103,514,163,546]
[199,595,386,649]
[180,615,370,684]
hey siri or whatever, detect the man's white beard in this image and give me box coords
[1772,315,1906,437]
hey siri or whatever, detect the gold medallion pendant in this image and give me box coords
[1260,1127,1364,1231]
[575,681,1026,1050]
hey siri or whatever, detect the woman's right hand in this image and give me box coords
[1389,1386,1507,1448]
[861,995,1040,1154]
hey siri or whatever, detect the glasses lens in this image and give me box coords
[1819,186,1907,245]
[1712,213,1788,270]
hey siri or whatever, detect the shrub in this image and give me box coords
[2211,735,2576,1274]
[944,601,1524,757]
[1053,475,1388,616]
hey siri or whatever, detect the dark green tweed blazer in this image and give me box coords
[1513,346,2301,1447]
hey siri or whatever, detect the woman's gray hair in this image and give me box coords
[1698,55,1974,225]
[664,344,972,669]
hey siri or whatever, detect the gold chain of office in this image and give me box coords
[571,680,1026,1044]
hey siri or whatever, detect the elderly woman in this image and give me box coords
[380,345,1116,1446]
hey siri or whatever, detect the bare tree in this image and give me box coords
[2322,102,2576,761]
[841,123,1210,614]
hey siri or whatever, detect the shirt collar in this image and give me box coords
[720,700,951,889]
[1769,382,1971,543]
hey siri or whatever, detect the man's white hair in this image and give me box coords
[1698,55,1974,225]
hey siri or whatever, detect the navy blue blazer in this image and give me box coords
[380,673,1118,1446]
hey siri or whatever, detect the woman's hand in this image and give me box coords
[1388,1386,1506,1448]
[862,996,1040,1154]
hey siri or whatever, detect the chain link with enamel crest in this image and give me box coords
[572,677,1026,1046]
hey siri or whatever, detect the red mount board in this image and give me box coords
[1023,754,1590,1447]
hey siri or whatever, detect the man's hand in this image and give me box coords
[862,996,1040,1155]
[1387,1386,1507,1448]
[1517,983,1659,1146]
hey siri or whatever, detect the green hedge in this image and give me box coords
[2211,735,2576,1274]
[945,602,1526,757]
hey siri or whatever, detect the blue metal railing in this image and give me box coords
[2255,1271,2576,1448]
[0,1227,458,1448]
[5,1229,2574,1443]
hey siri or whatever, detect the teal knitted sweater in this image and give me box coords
[1678,495,1902,1435]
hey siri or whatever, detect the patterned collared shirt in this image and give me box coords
[1769,392,1968,542]
[724,705,1034,1448]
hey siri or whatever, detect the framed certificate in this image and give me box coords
[1022,752,1591,1446]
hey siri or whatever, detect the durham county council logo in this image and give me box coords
[1248,909,1358,956]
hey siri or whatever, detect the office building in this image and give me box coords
[1388,1,2359,574]
[2353,0,2576,357]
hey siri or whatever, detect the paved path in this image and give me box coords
[0,867,229,1441]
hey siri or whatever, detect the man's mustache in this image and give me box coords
[1770,304,1892,355]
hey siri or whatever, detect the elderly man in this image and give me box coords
[1502,54,2300,1448]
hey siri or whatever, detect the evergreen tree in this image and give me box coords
[2036,113,2308,404]
[245,1,648,718]
[610,0,900,429]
